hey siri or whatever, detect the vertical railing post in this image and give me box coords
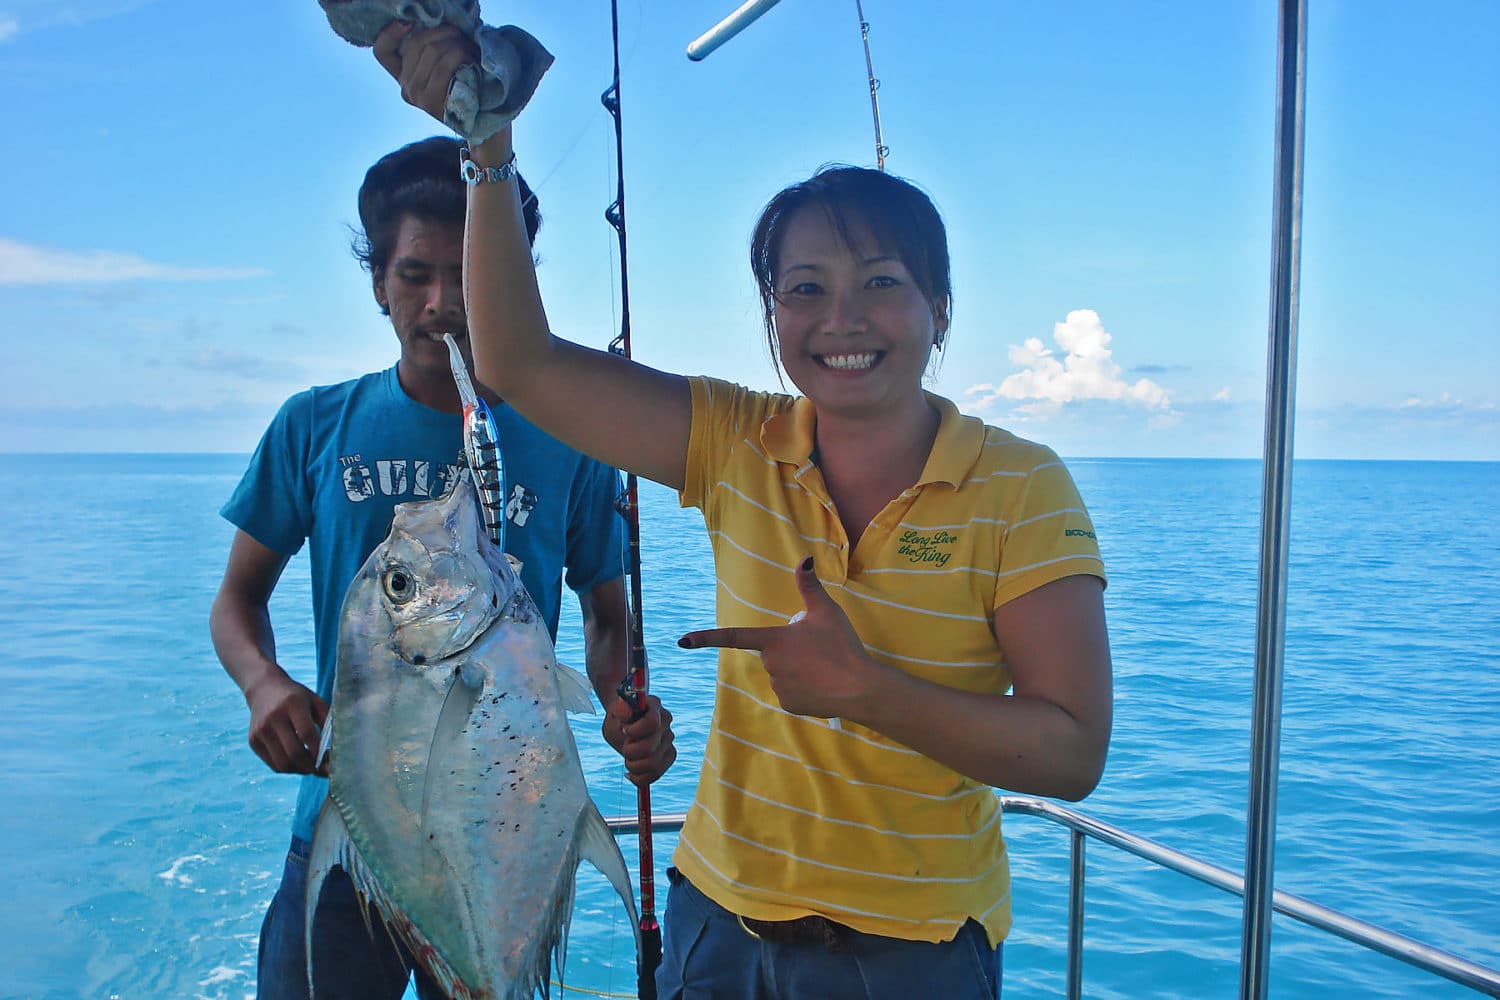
[1067,828,1086,1000]
[1241,0,1308,997]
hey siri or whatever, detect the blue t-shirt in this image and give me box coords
[221,365,624,840]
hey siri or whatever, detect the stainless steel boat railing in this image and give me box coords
[604,799,1500,998]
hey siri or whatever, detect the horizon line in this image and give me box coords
[3,451,1497,465]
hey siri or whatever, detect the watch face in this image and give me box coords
[460,155,514,185]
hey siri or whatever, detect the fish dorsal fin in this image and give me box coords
[421,661,485,830]
[553,660,596,715]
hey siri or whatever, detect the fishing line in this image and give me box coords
[525,2,646,200]
[550,980,638,999]
[686,0,891,169]
[604,125,621,355]
[581,6,893,996]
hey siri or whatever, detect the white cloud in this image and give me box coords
[1147,411,1183,430]
[1400,391,1462,410]
[181,348,309,384]
[0,238,267,285]
[966,309,1171,416]
[1213,386,1231,402]
[0,1,156,38]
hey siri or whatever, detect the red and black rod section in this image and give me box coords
[610,483,660,998]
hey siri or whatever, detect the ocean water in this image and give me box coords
[1,454,1496,1000]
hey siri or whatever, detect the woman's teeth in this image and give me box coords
[819,352,878,371]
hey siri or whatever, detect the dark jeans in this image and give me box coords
[656,869,1003,999]
[256,836,445,1000]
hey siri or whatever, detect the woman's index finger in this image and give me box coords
[678,625,777,651]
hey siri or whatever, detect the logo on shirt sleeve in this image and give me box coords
[506,483,539,527]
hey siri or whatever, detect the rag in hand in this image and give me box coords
[320,0,554,144]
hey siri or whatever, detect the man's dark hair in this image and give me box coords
[352,135,541,282]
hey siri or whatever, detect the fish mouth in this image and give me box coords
[814,350,883,371]
[396,605,499,664]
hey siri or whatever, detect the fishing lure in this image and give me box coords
[443,334,506,553]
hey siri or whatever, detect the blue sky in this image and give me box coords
[2,0,1496,459]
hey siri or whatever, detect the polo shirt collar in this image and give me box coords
[760,392,987,488]
[919,393,987,488]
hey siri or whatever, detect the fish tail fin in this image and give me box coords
[577,799,642,953]
[535,800,639,998]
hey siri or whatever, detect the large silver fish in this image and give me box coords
[306,471,639,999]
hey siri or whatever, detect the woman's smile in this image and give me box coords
[814,350,884,371]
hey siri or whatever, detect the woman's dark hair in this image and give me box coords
[352,135,541,285]
[749,164,951,373]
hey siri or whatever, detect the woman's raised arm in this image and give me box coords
[374,23,692,490]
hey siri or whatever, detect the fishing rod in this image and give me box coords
[601,6,892,995]
[600,2,661,996]
[687,0,890,170]
[853,0,889,170]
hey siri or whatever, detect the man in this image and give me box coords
[210,136,675,999]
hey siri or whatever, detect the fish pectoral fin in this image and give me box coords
[576,799,642,953]
[420,664,485,829]
[553,660,596,715]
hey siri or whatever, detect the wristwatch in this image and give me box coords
[460,147,518,186]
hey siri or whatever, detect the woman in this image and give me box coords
[376,23,1112,999]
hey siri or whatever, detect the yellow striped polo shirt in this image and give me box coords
[673,376,1106,947]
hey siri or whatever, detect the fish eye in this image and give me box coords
[382,567,417,603]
